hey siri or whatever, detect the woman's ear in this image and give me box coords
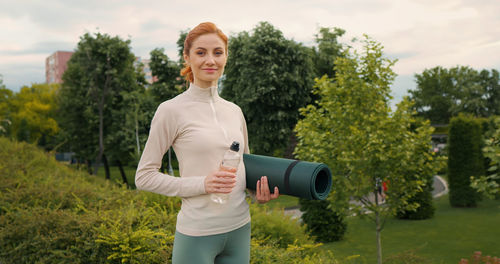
[183,53,189,65]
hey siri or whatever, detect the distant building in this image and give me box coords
[134,57,157,84]
[45,51,74,84]
[46,52,156,85]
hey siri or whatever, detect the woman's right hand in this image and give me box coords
[204,168,237,194]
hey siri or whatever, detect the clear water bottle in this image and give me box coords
[211,141,240,204]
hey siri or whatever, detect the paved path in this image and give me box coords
[284,175,449,219]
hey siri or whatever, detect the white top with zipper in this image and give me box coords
[135,83,250,236]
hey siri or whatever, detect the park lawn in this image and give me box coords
[321,195,500,263]
[265,194,300,210]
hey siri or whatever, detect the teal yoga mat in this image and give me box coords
[244,154,332,200]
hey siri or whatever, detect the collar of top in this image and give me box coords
[186,83,220,102]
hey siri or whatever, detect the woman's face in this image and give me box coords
[184,33,227,88]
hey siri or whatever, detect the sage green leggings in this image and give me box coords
[172,222,250,264]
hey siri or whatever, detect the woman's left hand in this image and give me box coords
[256,176,279,204]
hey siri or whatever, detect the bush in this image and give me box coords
[459,251,500,264]
[299,198,347,242]
[250,204,312,248]
[448,114,484,207]
[0,138,334,263]
[397,176,435,220]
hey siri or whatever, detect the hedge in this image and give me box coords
[447,114,483,207]
[0,138,335,263]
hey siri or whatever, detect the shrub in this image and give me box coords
[250,204,312,247]
[0,137,334,263]
[299,198,347,242]
[448,114,484,207]
[397,176,435,220]
[459,251,500,264]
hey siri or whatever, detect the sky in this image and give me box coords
[1,0,500,104]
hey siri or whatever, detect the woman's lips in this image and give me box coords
[203,68,217,73]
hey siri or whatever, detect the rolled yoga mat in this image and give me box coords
[244,154,332,200]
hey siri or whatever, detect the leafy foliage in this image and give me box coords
[409,66,500,124]
[1,83,59,144]
[59,32,143,175]
[148,48,183,105]
[448,114,484,207]
[471,116,500,199]
[299,199,347,242]
[311,27,346,79]
[0,137,335,263]
[294,35,444,264]
[222,22,315,155]
[0,76,12,134]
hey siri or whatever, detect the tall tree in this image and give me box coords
[312,27,346,78]
[409,66,500,124]
[222,22,315,155]
[298,26,348,242]
[471,116,500,199]
[60,32,140,177]
[479,69,500,116]
[0,75,12,134]
[7,83,59,144]
[409,66,457,124]
[149,48,183,105]
[294,36,443,264]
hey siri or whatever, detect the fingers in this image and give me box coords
[256,176,280,204]
[205,170,237,194]
[261,176,270,201]
[271,186,279,199]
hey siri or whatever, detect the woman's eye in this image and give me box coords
[196,51,205,55]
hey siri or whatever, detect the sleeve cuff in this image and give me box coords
[180,176,207,197]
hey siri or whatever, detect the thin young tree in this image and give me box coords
[294,36,443,264]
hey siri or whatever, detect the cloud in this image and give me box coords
[0,0,499,102]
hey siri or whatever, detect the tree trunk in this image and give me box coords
[116,159,129,188]
[135,103,141,156]
[103,153,110,180]
[284,133,298,159]
[86,159,93,175]
[93,99,105,176]
[375,190,383,264]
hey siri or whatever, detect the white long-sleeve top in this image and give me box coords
[135,83,250,236]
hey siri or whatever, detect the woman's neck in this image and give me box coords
[193,79,217,89]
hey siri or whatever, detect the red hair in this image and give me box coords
[180,22,228,83]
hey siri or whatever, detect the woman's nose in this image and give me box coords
[205,55,216,65]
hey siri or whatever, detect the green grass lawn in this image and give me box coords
[265,194,299,210]
[321,195,500,263]
[93,166,499,263]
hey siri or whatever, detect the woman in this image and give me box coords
[135,22,279,264]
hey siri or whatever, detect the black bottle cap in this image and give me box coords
[230,141,240,152]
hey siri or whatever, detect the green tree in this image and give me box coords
[479,69,500,116]
[409,66,457,124]
[7,83,59,144]
[149,48,183,105]
[409,66,500,124]
[298,26,347,242]
[0,76,12,134]
[311,27,345,78]
[222,21,315,155]
[471,117,500,199]
[294,36,443,264]
[60,32,141,178]
[176,30,188,65]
